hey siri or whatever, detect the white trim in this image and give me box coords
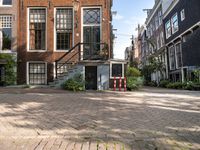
[27,7,47,52]
[166,21,200,46]
[175,42,181,69]
[54,7,74,52]
[27,61,48,85]
[171,12,179,34]
[163,0,179,19]
[81,6,102,60]
[0,0,12,7]
[146,1,161,25]
[110,61,125,79]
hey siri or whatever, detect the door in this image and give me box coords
[85,66,97,90]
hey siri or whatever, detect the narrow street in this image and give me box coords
[0,87,199,149]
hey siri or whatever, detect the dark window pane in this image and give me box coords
[83,8,100,24]
[3,0,12,5]
[112,64,122,77]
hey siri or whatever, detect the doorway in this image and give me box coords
[85,66,97,90]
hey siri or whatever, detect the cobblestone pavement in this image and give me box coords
[0,87,200,150]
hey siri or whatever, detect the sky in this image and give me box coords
[112,0,154,59]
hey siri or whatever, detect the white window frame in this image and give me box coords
[81,6,102,60]
[0,0,12,7]
[165,20,171,39]
[175,42,181,69]
[27,7,47,52]
[171,13,179,34]
[168,45,175,70]
[181,9,185,21]
[26,61,48,85]
[54,7,74,52]
[110,61,125,79]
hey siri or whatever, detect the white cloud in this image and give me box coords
[113,14,124,20]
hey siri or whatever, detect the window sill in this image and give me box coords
[110,76,125,79]
[27,50,47,52]
[0,5,12,7]
[54,50,69,52]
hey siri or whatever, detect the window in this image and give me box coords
[28,62,46,85]
[29,8,46,50]
[171,13,178,34]
[169,46,175,70]
[0,15,12,50]
[158,11,162,26]
[160,31,164,47]
[0,0,12,6]
[181,9,185,21]
[175,43,182,68]
[111,63,123,78]
[83,8,101,59]
[155,15,159,30]
[165,20,171,39]
[55,8,73,51]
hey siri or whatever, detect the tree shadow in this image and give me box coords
[0,88,200,149]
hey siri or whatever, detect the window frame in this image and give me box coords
[81,6,102,60]
[27,61,47,85]
[171,13,179,34]
[110,61,125,79]
[54,7,74,52]
[165,20,171,39]
[168,45,176,70]
[27,7,47,52]
[175,42,182,69]
[181,9,185,21]
[0,0,12,7]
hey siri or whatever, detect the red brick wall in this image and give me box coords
[17,0,112,84]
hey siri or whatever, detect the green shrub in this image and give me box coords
[166,82,184,89]
[0,54,16,85]
[159,80,170,88]
[127,77,143,91]
[183,82,200,91]
[126,67,141,77]
[62,74,85,91]
[145,81,157,87]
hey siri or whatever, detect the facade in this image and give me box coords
[0,0,17,85]
[143,0,168,83]
[17,0,123,90]
[163,0,200,82]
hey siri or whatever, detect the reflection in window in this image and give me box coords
[172,13,178,33]
[0,15,12,50]
[56,8,73,50]
[1,0,12,5]
[165,20,171,39]
[169,46,175,70]
[29,9,46,50]
[112,64,122,77]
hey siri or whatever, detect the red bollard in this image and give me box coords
[119,76,122,91]
[124,77,127,92]
[113,76,116,91]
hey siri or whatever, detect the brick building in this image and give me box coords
[0,0,17,85]
[17,0,120,90]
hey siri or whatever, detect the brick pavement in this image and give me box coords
[0,87,199,149]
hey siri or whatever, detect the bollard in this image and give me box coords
[113,76,116,91]
[124,77,127,92]
[119,76,122,91]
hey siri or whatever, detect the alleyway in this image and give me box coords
[0,87,199,150]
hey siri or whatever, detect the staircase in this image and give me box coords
[49,42,108,88]
[49,64,83,88]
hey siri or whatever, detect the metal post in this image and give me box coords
[55,61,58,79]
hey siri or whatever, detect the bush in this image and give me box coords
[183,82,200,91]
[145,81,157,87]
[159,80,170,88]
[126,67,141,77]
[166,82,184,89]
[127,77,143,91]
[62,74,85,91]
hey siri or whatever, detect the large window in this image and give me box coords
[55,8,73,51]
[175,43,182,69]
[0,0,12,6]
[28,62,46,85]
[165,20,171,39]
[0,15,12,50]
[83,8,101,59]
[171,13,178,34]
[169,46,175,70]
[29,8,46,50]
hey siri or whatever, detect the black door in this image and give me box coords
[85,66,97,90]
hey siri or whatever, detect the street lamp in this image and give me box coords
[72,0,80,28]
